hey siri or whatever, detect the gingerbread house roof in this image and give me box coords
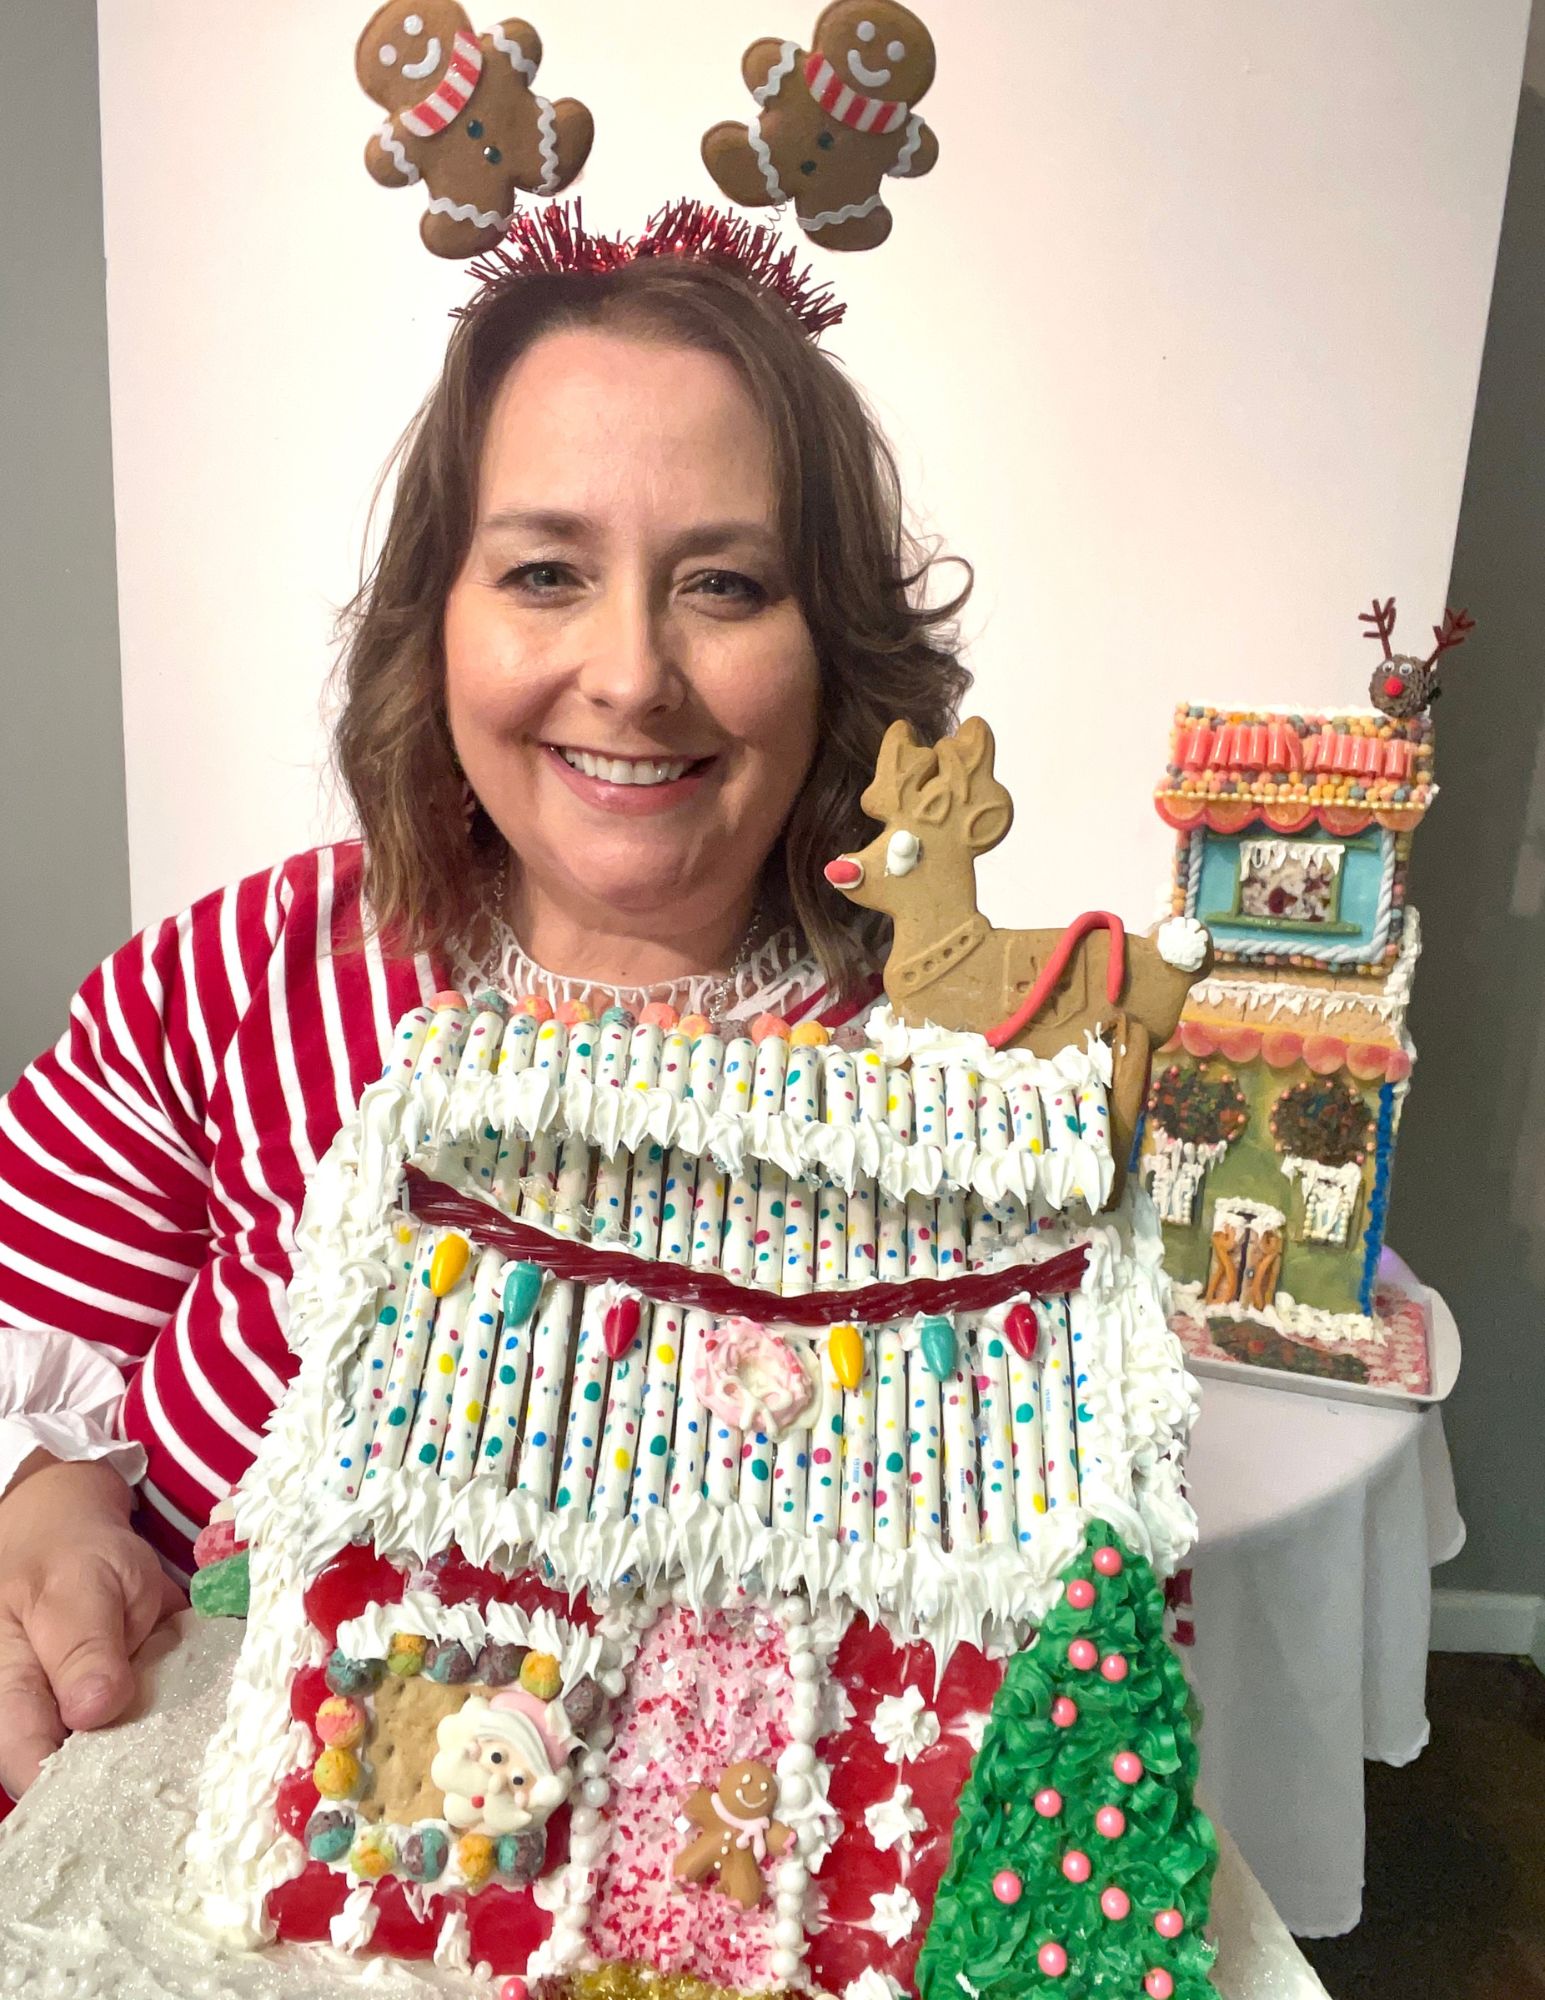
[1155,704,1436,838]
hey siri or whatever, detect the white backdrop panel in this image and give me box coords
[96,0,1529,932]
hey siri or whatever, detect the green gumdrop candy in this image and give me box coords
[920,1314,958,1381]
[190,1548,250,1619]
[501,1261,542,1326]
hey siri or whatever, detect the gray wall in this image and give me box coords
[1392,75,1545,1598]
[0,0,130,1092]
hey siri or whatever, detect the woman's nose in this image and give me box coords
[575,581,684,716]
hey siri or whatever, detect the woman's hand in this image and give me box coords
[0,1453,185,1799]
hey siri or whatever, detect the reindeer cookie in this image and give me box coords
[357,2,593,258]
[674,1759,793,1909]
[702,3,938,252]
[824,718,1215,1199]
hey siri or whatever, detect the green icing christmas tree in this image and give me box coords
[917,1523,1217,1999]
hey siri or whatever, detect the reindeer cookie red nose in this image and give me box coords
[824,856,864,888]
[1383,674,1405,699]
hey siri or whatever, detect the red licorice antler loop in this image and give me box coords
[457,197,846,339]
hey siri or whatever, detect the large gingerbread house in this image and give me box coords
[1141,702,1435,1392]
[188,729,1220,1999]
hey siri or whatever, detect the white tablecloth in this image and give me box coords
[1184,1304,1465,1939]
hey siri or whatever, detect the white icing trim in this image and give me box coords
[1173,1280,1380,1347]
[746,112,787,203]
[425,191,509,229]
[375,121,421,183]
[753,39,800,105]
[803,189,886,230]
[490,24,537,80]
[887,111,925,176]
[1185,827,1399,965]
[533,94,560,194]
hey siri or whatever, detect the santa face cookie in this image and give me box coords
[357,3,594,259]
[703,2,939,252]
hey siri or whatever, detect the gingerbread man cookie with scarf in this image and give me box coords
[673,1760,794,1909]
[702,2,938,252]
[357,1,593,258]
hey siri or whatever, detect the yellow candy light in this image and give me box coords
[429,1231,472,1298]
[828,1322,864,1392]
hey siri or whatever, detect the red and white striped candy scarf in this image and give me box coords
[802,51,909,134]
[400,29,483,139]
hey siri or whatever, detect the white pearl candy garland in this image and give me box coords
[769,1594,839,1986]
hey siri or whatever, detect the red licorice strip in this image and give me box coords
[404,1169,1087,1324]
[986,909,1127,1051]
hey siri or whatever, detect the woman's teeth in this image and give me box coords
[557,748,696,786]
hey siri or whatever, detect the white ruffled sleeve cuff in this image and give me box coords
[0,1329,149,1500]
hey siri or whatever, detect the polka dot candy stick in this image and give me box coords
[668,1022,728,1519]
[434,995,507,1184]
[439,1248,505,1489]
[1008,1075,1049,1229]
[742,1019,792,1525]
[1074,1067,1114,1210]
[1040,1073,1079,1211]
[706,1034,759,1510]
[332,1216,422,1499]
[969,1082,1018,1546]
[628,1020,698,1517]
[805,1043,857,1539]
[490,1011,539,1211]
[768,1023,825,1529]
[938,1063,980,1552]
[364,1226,446,1479]
[980,1076,1030,1248]
[590,1016,669,1518]
[1038,1295,1083,1511]
[553,1013,599,1223]
[518,1016,569,1217]
[1066,1285,1106,1494]
[405,1245,486,1477]
[551,1010,635,1516]
[513,1020,584,1504]
[380,1005,432,1083]
[1006,1296,1049,1545]
[841,1060,906,1548]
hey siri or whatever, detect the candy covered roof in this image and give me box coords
[1155,704,1436,838]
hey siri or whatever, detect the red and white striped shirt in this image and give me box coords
[0,843,872,1575]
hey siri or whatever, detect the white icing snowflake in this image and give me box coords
[864,1784,926,1855]
[871,1684,941,1764]
[869,1885,922,1947]
[843,1970,906,2000]
[955,1707,989,1753]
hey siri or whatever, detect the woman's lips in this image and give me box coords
[541,742,713,816]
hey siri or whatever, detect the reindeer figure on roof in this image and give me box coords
[824,717,1214,1201]
[1361,597,1475,719]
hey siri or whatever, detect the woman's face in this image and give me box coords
[444,327,820,959]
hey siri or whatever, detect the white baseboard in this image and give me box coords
[1430,1587,1545,1672]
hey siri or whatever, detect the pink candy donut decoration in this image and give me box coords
[690,1317,815,1439]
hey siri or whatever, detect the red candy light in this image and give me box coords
[1092,1545,1124,1576]
[1004,1301,1039,1358]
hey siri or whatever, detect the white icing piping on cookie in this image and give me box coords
[887,112,925,177]
[747,41,800,203]
[426,191,510,229]
[490,24,538,79]
[376,121,421,184]
[534,95,560,195]
[803,190,886,230]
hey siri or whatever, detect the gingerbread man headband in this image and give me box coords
[356,1,940,262]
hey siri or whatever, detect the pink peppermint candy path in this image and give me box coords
[586,1604,791,1988]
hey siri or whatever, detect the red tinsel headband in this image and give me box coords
[457,198,847,340]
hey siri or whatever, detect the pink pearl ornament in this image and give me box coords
[1037,1943,1068,1978]
[1066,1577,1096,1610]
[1144,1973,1175,2000]
[1113,1751,1144,1784]
[1092,1544,1124,1575]
[992,1870,1022,1905]
[1061,1848,1092,1883]
[1100,1886,1131,1921]
[1033,1787,1063,1818]
[1051,1696,1078,1728]
[1100,1652,1130,1683]
[499,1981,529,2000]
[1068,1638,1098,1671]
[1096,1805,1127,1839]
[1154,1908,1185,1939]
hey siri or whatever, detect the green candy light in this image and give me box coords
[502,1261,542,1326]
[920,1314,957,1380]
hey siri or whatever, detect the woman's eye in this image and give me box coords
[687,570,768,608]
[501,560,576,594]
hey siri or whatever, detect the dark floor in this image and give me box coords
[1294,1653,1545,2000]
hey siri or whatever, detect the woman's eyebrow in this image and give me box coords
[667,521,782,560]
[478,506,592,541]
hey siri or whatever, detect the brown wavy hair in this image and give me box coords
[332,255,971,1000]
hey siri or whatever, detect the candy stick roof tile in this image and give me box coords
[1155,703,1436,837]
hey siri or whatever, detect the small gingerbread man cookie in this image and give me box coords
[357,1,593,258]
[673,1759,794,1910]
[703,2,938,252]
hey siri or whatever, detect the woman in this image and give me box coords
[0,235,969,1801]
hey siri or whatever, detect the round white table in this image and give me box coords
[1183,1282,1466,1939]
